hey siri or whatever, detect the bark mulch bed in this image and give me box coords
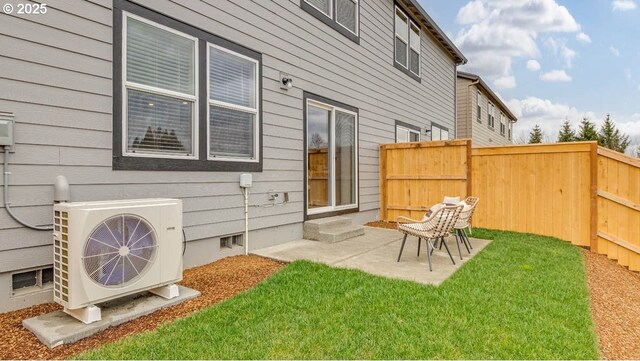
[367,220,640,359]
[0,255,284,360]
[584,250,640,360]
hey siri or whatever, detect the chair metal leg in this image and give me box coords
[458,229,471,254]
[440,236,456,265]
[463,230,473,250]
[417,237,421,256]
[397,233,408,262]
[426,239,433,272]
[454,232,463,260]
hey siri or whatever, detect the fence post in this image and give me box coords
[379,144,387,222]
[590,142,598,253]
[466,139,472,197]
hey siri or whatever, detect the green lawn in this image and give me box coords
[78,229,599,360]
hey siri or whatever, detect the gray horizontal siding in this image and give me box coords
[0,0,457,273]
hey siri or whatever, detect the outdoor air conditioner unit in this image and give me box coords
[52,198,183,324]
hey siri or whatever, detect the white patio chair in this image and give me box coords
[396,205,463,271]
[453,196,479,255]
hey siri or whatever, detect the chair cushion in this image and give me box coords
[443,196,461,205]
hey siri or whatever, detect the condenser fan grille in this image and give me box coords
[83,215,157,287]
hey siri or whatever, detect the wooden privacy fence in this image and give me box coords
[379,140,470,222]
[379,140,640,271]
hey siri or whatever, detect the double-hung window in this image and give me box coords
[500,113,506,136]
[488,102,495,129]
[114,1,262,171]
[301,0,359,42]
[476,91,482,123]
[124,15,198,159]
[208,45,259,161]
[395,6,420,80]
[508,122,513,140]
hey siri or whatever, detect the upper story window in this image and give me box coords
[114,0,263,171]
[394,5,421,81]
[301,0,359,43]
[487,102,495,129]
[508,122,513,140]
[476,91,482,123]
[431,124,449,141]
[500,113,506,136]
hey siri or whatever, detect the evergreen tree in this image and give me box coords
[576,117,598,141]
[528,124,544,144]
[557,120,576,142]
[597,114,630,153]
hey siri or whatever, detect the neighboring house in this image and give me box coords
[0,0,465,311]
[456,72,517,146]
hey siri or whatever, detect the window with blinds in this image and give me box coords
[117,8,263,170]
[124,15,197,158]
[395,9,408,68]
[302,0,359,40]
[488,102,495,128]
[395,6,421,80]
[409,24,420,76]
[209,45,259,160]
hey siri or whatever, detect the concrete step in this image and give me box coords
[317,224,365,243]
[303,216,352,240]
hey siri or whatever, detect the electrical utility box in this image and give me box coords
[0,112,15,147]
[239,173,252,188]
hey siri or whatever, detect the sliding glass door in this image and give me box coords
[306,99,358,215]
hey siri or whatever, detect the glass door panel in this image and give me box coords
[335,110,356,207]
[307,105,331,209]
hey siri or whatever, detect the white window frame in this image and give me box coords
[431,124,449,141]
[121,12,199,160]
[488,102,495,128]
[335,0,359,36]
[306,99,359,216]
[396,125,420,143]
[305,0,359,36]
[394,6,409,68]
[500,113,506,135]
[304,0,332,19]
[408,21,421,76]
[207,43,260,163]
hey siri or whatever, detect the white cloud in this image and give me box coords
[613,0,637,11]
[455,0,581,86]
[544,37,577,68]
[507,97,590,142]
[494,76,516,89]
[457,0,489,24]
[610,46,621,57]
[540,70,573,82]
[526,60,541,71]
[576,32,591,44]
[508,97,640,153]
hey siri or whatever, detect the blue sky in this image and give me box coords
[420,0,640,150]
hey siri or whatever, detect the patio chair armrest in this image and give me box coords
[396,216,422,224]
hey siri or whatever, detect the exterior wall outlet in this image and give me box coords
[0,112,15,147]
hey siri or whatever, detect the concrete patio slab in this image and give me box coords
[254,226,491,285]
[22,285,200,348]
